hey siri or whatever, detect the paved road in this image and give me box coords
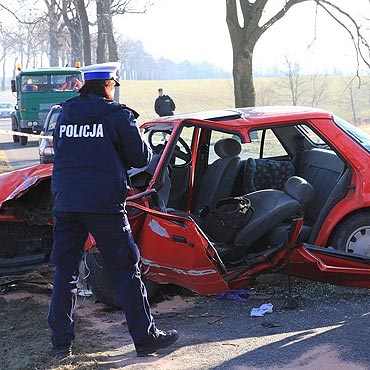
[0,117,39,170]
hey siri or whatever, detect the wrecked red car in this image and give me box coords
[2,106,370,307]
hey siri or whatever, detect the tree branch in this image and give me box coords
[316,0,370,79]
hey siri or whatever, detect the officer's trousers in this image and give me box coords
[48,211,158,349]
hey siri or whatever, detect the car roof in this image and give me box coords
[142,106,333,129]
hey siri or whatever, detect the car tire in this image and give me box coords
[85,250,159,309]
[13,135,19,143]
[328,211,370,257]
[20,135,28,146]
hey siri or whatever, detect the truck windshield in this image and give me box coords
[21,73,82,93]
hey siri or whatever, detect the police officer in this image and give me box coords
[154,88,176,116]
[48,62,178,359]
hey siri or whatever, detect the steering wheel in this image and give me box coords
[148,131,192,168]
[172,137,192,168]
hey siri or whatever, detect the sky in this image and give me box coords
[114,0,370,75]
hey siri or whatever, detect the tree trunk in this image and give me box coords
[62,0,83,66]
[226,0,309,108]
[75,0,91,65]
[96,0,119,63]
[226,0,262,107]
[49,28,59,66]
[96,0,108,63]
[232,44,255,108]
[96,0,120,100]
[44,0,62,66]
[70,26,83,66]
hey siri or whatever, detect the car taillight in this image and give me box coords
[43,147,54,156]
[39,139,54,156]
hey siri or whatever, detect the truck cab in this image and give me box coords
[11,66,81,145]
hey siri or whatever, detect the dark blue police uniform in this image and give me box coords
[47,92,160,351]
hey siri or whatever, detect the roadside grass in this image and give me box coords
[119,76,370,125]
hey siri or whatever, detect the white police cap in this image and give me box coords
[80,62,120,86]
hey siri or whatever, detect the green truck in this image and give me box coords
[11,66,82,145]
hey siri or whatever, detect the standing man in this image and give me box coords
[154,88,176,116]
[48,62,178,359]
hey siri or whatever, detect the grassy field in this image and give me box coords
[119,79,235,123]
[119,76,370,125]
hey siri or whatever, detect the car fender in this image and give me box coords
[314,199,370,246]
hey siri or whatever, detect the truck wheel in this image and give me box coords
[328,211,370,257]
[11,115,20,142]
[85,251,159,309]
[20,135,28,146]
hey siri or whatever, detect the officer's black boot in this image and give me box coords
[135,330,179,357]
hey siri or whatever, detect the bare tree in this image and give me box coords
[226,0,370,108]
[43,0,64,66]
[283,56,302,106]
[74,0,92,65]
[255,82,279,106]
[96,0,152,63]
[60,0,83,66]
[309,72,328,108]
[345,77,361,125]
[96,0,112,63]
[278,56,329,107]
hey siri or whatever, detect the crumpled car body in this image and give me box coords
[2,106,370,301]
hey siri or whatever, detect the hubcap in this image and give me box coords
[346,226,370,257]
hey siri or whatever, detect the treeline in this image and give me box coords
[0,0,230,87]
[119,39,231,80]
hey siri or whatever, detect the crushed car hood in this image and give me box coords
[0,164,53,209]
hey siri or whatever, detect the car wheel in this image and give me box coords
[85,250,159,309]
[20,135,28,146]
[13,135,19,143]
[328,212,370,257]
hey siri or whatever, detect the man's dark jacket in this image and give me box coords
[51,94,152,214]
[154,95,176,116]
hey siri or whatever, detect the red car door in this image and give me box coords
[129,202,229,295]
[281,244,370,288]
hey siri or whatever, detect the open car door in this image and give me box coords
[128,202,229,295]
[280,244,370,288]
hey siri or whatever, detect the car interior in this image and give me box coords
[130,119,349,266]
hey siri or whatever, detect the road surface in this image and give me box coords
[0,117,39,170]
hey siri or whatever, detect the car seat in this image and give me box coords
[233,176,314,251]
[243,158,295,193]
[192,137,242,213]
[169,137,242,219]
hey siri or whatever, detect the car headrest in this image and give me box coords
[284,176,314,204]
[214,138,242,158]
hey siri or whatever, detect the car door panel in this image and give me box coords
[129,202,228,295]
[280,244,370,288]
